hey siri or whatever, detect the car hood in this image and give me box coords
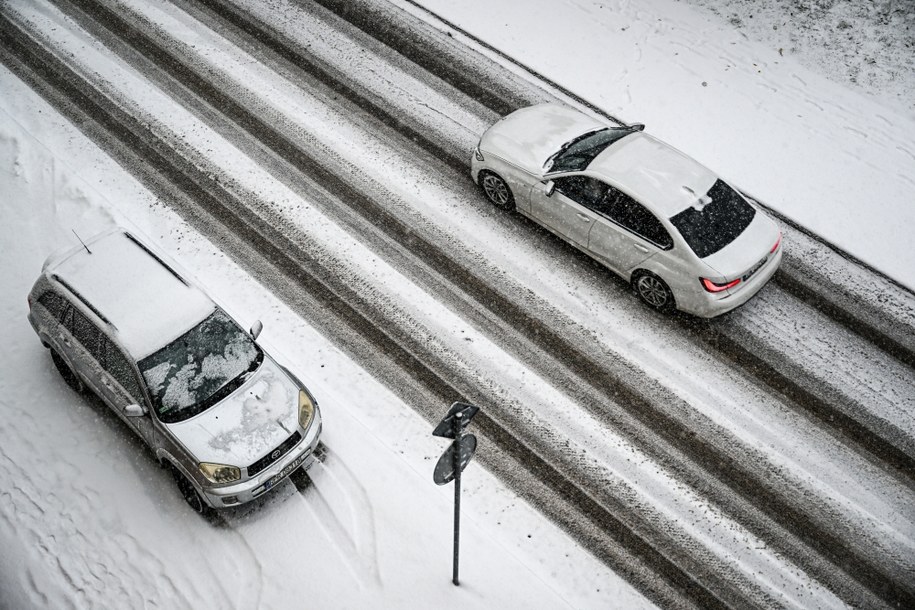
[164,356,299,467]
[701,209,781,280]
[480,103,605,175]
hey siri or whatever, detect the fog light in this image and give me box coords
[222,495,240,505]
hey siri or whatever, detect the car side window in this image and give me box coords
[103,339,144,403]
[61,304,74,331]
[603,187,673,249]
[554,176,609,209]
[68,307,105,362]
[38,290,69,321]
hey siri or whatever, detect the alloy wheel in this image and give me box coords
[482,174,511,207]
[636,275,670,308]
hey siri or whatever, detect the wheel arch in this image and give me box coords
[478,169,517,211]
[631,268,677,310]
[158,450,198,487]
[159,451,217,510]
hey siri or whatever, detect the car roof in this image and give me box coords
[48,229,216,360]
[587,132,719,218]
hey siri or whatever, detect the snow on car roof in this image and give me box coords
[50,230,216,359]
[589,132,719,218]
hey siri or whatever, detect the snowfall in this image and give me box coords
[1,0,913,608]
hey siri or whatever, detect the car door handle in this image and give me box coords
[576,213,592,222]
[58,333,71,347]
[634,244,649,253]
[101,377,114,390]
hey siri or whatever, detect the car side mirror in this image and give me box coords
[125,403,146,417]
[629,123,645,132]
[542,180,556,197]
[250,320,263,340]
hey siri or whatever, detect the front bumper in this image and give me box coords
[200,412,323,508]
[470,148,484,184]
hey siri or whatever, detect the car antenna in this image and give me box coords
[72,229,92,254]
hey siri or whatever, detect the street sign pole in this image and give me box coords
[452,411,462,585]
[432,402,480,588]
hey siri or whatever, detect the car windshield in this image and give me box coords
[138,309,263,423]
[669,179,756,258]
[545,127,634,173]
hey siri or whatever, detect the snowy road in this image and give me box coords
[1,0,913,608]
[0,74,641,610]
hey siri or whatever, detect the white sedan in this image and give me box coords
[471,103,782,317]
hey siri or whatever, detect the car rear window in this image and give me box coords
[669,180,756,258]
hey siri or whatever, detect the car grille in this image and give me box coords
[247,431,302,477]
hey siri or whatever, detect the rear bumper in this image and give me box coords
[682,247,783,318]
[201,414,323,508]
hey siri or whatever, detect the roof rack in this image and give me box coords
[52,274,116,329]
[124,232,189,286]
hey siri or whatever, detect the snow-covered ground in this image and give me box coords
[1,0,913,607]
[683,0,915,114]
[0,71,648,610]
[399,0,915,290]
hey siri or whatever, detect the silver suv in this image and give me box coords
[27,228,323,514]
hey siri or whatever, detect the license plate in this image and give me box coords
[264,452,307,491]
[743,256,767,281]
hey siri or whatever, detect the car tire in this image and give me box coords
[479,171,515,211]
[51,349,85,393]
[632,271,675,311]
[171,466,214,517]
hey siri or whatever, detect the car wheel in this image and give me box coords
[632,271,675,311]
[51,349,85,393]
[479,171,515,211]
[171,467,212,517]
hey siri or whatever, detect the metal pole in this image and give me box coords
[452,411,462,586]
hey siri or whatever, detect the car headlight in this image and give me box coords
[199,462,241,484]
[474,146,485,162]
[299,389,316,429]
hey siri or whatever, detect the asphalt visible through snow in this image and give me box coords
[1,0,914,607]
[0,11,713,610]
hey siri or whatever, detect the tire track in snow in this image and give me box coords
[313,0,915,367]
[23,1,915,604]
[185,0,915,478]
[292,450,383,589]
[0,15,720,609]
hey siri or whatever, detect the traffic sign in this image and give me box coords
[432,402,480,438]
[431,401,482,585]
[433,434,477,485]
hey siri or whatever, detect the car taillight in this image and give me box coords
[770,232,782,254]
[27,295,32,311]
[701,277,741,293]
